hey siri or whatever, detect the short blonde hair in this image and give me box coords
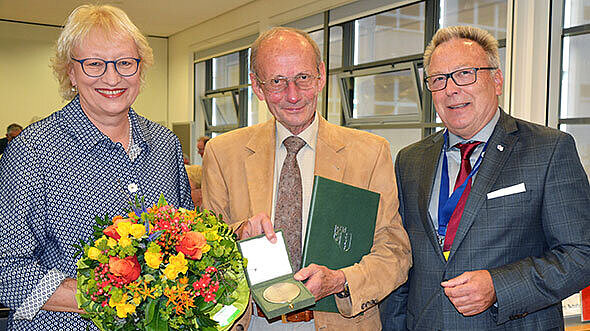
[185,165,203,188]
[423,26,499,75]
[250,27,322,76]
[51,4,154,100]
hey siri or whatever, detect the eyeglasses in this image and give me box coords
[256,73,321,93]
[71,57,141,78]
[424,67,497,92]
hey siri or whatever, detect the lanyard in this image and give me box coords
[437,131,488,237]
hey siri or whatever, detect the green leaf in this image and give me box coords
[144,300,169,331]
[157,194,167,207]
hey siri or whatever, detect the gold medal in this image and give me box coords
[262,282,301,304]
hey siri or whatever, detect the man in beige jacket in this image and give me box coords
[202,27,411,331]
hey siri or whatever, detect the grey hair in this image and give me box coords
[424,25,500,75]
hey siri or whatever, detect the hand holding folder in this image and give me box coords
[301,176,380,312]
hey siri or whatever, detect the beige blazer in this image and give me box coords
[202,115,411,330]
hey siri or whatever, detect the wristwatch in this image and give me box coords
[335,281,350,298]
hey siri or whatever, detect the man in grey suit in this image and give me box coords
[380,25,590,330]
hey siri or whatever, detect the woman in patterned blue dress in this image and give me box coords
[0,5,193,330]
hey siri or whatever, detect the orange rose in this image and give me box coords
[103,216,131,240]
[175,231,207,260]
[109,256,141,284]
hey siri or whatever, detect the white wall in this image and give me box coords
[0,21,168,134]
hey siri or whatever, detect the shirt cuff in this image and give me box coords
[14,268,67,320]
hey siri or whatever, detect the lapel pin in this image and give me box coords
[497,144,504,152]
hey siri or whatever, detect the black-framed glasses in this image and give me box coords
[256,73,321,93]
[424,67,497,92]
[71,57,141,78]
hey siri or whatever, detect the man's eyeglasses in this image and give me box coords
[71,57,141,78]
[256,73,321,93]
[424,67,497,92]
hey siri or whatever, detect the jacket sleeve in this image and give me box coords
[201,140,232,222]
[0,137,63,312]
[337,139,412,317]
[489,133,590,324]
[379,150,410,329]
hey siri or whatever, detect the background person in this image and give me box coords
[0,123,23,155]
[202,27,411,330]
[185,164,203,207]
[0,5,192,330]
[197,135,210,158]
[380,25,590,330]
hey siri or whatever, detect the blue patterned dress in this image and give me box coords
[0,96,193,330]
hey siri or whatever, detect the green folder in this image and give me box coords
[301,176,380,312]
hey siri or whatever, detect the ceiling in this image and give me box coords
[0,0,254,37]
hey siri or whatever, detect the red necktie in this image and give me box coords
[443,141,482,252]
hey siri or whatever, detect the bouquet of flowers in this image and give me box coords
[75,195,249,331]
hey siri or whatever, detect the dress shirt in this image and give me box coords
[0,96,193,330]
[271,114,318,250]
[428,109,500,244]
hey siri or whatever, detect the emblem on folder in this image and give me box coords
[333,224,352,252]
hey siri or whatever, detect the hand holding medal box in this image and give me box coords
[237,231,315,319]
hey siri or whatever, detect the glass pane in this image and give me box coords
[355,2,425,65]
[363,128,422,159]
[327,74,342,125]
[351,69,420,118]
[213,52,239,89]
[561,34,590,118]
[564,0,590,28]
[560,124,590,178]
[440,0,507,40]
[498,46,506,109]
[209,95,238,126]
[308,30,325,60]
[247,86,260,126]
[329,26,343,69]
[308,27,343,69]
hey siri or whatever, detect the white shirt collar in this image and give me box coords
[275,113,319,150]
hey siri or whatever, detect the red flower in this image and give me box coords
[103,215,128,240]
[175,231,207,260]
[109,256,141,284]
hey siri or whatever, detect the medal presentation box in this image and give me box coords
[237,231,315,319]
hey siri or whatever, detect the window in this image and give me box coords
[197,50,250,135]
[193,0,509,159]
[339,63,422,124]
[557,0,590,176]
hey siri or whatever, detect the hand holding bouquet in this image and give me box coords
[75,195,248,330]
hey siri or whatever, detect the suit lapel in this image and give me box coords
[244,119,276,216]
[448,111,519,260]
[315,116,346,181]
[418,132,446,262]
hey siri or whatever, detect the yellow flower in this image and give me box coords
[109,293,127,308]
[88,247,101,260]
[116,302,136,318]
[133,293,142,305]
[119,236,132,248]
[169,252,188,270]
[130,224,146,239]
[144,251,162,269]
[204,230,220,241]
[202,244,211,254]
[107,237,117,248]
[163,252,188,280]
[116,221,132,238]
[108,293,137,318]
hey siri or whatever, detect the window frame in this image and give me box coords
[338,62,423,126]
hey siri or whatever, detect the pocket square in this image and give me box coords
[487,183,526,200]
